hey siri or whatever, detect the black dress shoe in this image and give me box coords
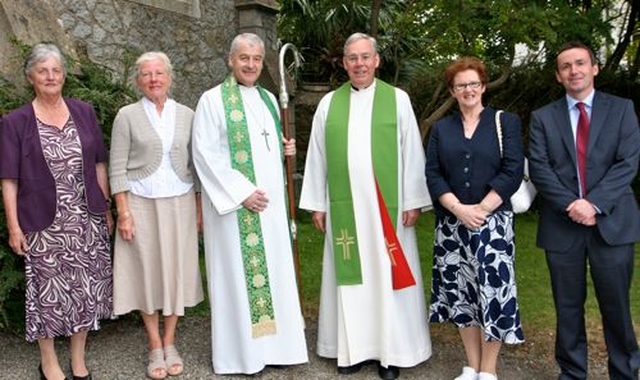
[338,361,366,375]
[377,364,400,380]
[38,364,69,380]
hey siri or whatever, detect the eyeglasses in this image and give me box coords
[452,81,482,91]
[345,54,374,64]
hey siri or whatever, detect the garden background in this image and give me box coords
[0,1,639,374]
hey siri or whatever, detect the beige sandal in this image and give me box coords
[164,345,184,376]
[147,348,167,380]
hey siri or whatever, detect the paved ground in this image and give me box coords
[1,315,611,380]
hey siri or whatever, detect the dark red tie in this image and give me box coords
[576,102,589,195]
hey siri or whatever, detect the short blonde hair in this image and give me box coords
[135,51,173,81]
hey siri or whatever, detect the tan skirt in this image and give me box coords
[113,190,204,316]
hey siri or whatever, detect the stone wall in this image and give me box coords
[0,0,280,108]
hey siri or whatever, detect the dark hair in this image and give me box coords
[444,57,488,89]
[556,41,598,70]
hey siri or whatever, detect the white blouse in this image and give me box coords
[129,97,193,198]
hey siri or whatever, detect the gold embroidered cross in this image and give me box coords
[385,238,398,266]
[336,228,355,260]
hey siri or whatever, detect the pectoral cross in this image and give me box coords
[261,129,270,151]
[336,228,355,260]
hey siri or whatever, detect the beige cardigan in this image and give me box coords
[109,100,199,194]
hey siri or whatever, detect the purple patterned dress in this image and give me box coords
[23,117,113,342]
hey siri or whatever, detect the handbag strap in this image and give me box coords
[495,110,504,157]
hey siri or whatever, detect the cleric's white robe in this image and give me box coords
[299,82,432,368]
[192,84,308,374]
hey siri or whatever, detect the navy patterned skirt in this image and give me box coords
[429,211,524,344]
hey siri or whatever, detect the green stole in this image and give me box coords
[221,75,282,338]
[325,79,400,286]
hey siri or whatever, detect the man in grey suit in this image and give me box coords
[529,41,640,380]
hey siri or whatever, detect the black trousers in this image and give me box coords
[546,228,639,380]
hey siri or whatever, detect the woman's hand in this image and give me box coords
[452,203,487,230]
[8,227,28,257]
[117,212,136,241]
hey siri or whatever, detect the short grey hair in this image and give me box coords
[229,33,265,56]
[135,51,173,80]
[24,43,66,78]
[343,33,378,55]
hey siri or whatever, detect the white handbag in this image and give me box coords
[495,110,537,213]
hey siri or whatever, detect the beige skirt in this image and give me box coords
[113,190,204,316]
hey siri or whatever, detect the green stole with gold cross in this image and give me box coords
[325,79,402,286]
[221,75,283,338]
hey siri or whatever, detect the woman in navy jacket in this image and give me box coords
[424,57,524,380]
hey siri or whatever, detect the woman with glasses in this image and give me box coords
[424,57,525,380]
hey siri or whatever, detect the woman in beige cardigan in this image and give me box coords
[109,52,204,380]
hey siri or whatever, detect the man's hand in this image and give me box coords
[283,138,296,156]
[242,189,269,213]
[402,209,421,226]
[312,211,326,233]
[566,199,597,226]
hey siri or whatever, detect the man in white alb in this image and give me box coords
[191,32,308,375]
[299,32,432,380]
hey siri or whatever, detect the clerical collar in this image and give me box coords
[351,82,373,91]
[237,81,257,88]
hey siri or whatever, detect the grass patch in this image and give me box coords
[191,210,640,341]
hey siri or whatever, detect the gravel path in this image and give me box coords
[0,315,612,379]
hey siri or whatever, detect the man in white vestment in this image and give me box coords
[299,32,432,380]
[191,32,308,375]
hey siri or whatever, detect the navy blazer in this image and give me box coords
[529,91,640,250]
[425,107,524,219]
[0,98,108,232]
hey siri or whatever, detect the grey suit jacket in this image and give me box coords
[529,91,640,251]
